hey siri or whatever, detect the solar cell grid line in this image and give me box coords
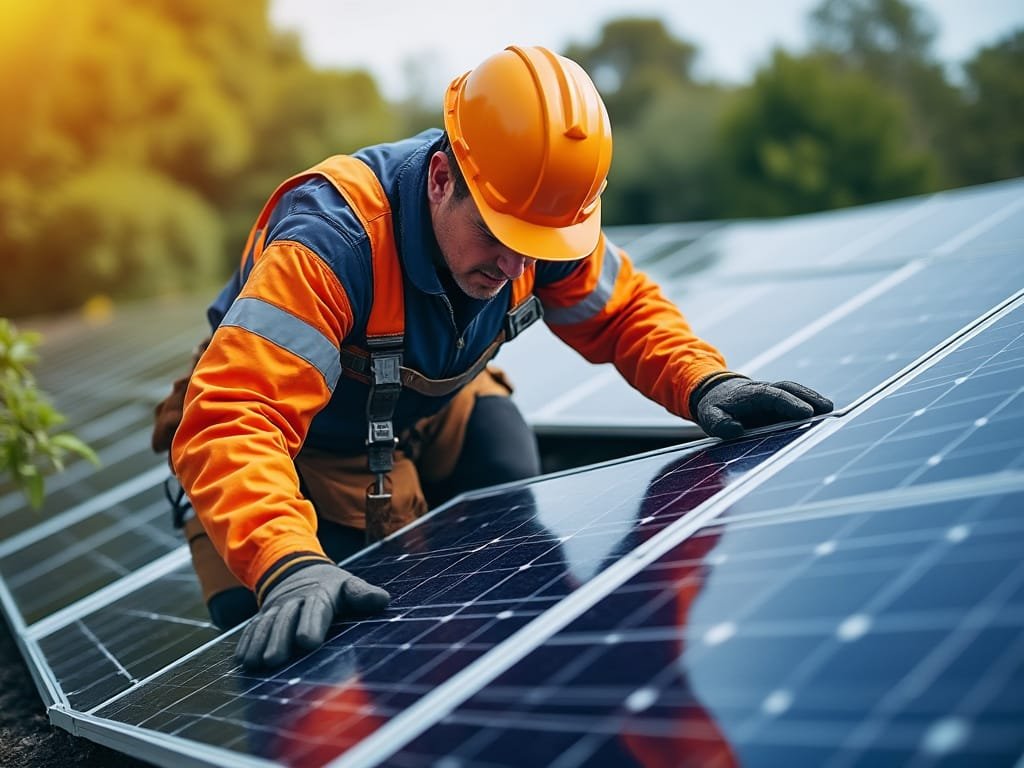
[506,195,933,432]
[661,193,938,283]
[0,463,167,553]
[661,191,941,284]
[726,294,1024,515]
[28,546,190,639]
[29,296,208,378]
[512,268,886,430]
[869,178,1024,262]
[37,322,204,411]
[342,292,1024,765]
[509,180,1021,437]
[377,297,1024,768]
[34,564,219,712]
[0,486,180,625]
[81,423,815,767]
[386,485,1024,768]
[34,319,198,396]
[540,251,1024,434]
[742,250,1024,411]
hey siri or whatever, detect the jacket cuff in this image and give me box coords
[687,371,749,420]
[254,551,335,606]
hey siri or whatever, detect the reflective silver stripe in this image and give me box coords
[221,297,342,392]
[542,240,622,325]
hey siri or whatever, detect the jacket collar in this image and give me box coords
[394,133,446,296]
[391,131,504,324]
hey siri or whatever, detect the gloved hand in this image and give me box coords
[694,376,833,440]
[235,563,390,669]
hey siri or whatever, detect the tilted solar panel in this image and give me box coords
[34,561,218,711]
[85,426,810,765]
[374,296,1024,768]
[0,183,1019,767]
[501,179,1024,436]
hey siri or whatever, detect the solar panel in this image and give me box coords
[516,247,1023,435]
[0,182,1020,768]
[34,562,217,711]
[85,425,810,765]
[371,295,1024,768]
[501,180,1024,436]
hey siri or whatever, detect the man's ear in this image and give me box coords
[426,151,452,205]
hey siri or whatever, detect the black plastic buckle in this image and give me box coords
[504,295,543,340]
[366,350,402,420]
[365,348,402,483]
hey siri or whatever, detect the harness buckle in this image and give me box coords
[504,294,544,340]
[365,347,402,480]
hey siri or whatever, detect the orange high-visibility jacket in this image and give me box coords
[171,129,728,602]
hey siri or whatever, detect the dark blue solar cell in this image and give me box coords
[37,564,218,711]
[387,485,1024,768]
[378,301,1024,768]
[728,304,1024,516]
[541,248,1023,435]
[0,482,178,625]
[90,426,809,763]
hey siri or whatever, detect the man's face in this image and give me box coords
[428,152,534,301]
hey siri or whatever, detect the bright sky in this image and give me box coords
[269,0,1024,101]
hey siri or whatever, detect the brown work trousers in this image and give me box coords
[182,366,514,604]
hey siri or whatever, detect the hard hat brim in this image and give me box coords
[472,190,603,262]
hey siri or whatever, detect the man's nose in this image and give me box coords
[496,250,529,280]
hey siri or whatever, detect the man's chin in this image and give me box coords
[456,273,506,300]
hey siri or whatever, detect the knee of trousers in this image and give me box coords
[455,394,541,488]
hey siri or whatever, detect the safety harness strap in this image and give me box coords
[243,155,543,537]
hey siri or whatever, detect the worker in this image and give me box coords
[156,45,832,671]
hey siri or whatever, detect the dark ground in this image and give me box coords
[0,617,151,768]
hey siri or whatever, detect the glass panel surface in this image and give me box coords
[38,565,217,710]
[92,427,807,764]
[387,302,1024,768]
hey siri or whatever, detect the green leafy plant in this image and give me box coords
[0,319,99,508]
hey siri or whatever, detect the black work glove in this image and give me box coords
[235,563,390,669]
[694,376,833,440]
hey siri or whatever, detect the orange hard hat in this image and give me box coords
[443,45,613,261]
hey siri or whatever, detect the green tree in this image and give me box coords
[0,0,400,318]
[808,0,962,184]
[954,29,1024,184]
[564,18,727,223]
[602,83,734,224]
[0,319,97,508]
[565,18,697,129]
[717,51,936,217]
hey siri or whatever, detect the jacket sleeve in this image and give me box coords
[535,233,729,421]
[170,240,354,601]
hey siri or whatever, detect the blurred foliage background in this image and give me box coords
[1,0,1021,318]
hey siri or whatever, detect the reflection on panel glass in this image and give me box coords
[866,178,1024,260]
[92,426,808,764]
[38,565,218,711]
[390,486,1024,768]
[0,483,178,624]
[536,247,1023,433]
[750,248,1024,408]
[733,300,1024,514]
[383,300,1024,768]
